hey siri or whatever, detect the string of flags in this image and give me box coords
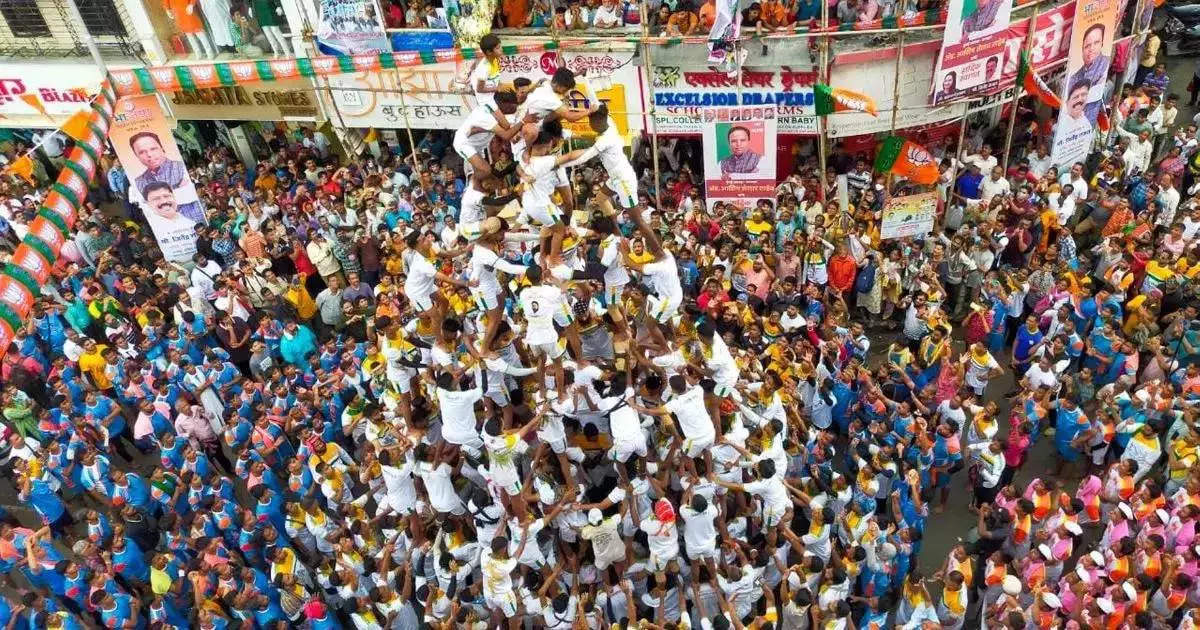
[0,81,115,356]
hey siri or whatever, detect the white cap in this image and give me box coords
[1118,503,1134,519]
[646,462,658,475]
[1157,508,1171,523]
[1075,565,1090,582]
[1121,582,1138,601]
[1097,597,1115,614]
[588,508,603,526]
[1041,592,1062,609]
[1064,521,1083,536]
[1089,551,1105,565]
[1038,544,1053,560]
[1002,575,1022,596]
[878,543,897,560]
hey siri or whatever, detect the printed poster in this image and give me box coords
[881,192,938,240]
[1050,0,1119,170]
[702,106,777,212]
[109,95,205,262]
[945,0,1014,44]
[316,0,390,56]
[932,0,1014,104]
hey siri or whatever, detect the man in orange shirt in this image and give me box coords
[761,0,792,29]
[698,0,717,29]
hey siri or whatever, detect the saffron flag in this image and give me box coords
[3,155,34,185]
[1016,50,1061,109]
[60,110,92,142]
[814,84,878,117]
[873,136,940,185]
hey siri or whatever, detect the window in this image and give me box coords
[0,0,50,37]
[76,0,127,37]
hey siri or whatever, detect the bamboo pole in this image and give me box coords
[639,1,664,211]
[396,82,421,170]
[888,25,906,135]
[1001,0,1042,173]
[816,0,829,205]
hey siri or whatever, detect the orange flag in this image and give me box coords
[61,110,92,141]
[4,155,35,184]
[18,93,48,118]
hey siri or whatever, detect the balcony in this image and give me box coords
[0,0,144,59]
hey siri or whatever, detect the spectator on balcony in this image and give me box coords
[650,3,673,31]
[565,0,591,29]
[858,0,880,22]
[384,0,405,27]
[500,0,530,27]
[794,0,819,20]
[761,0,793,30]
[666,0,701,35]
[593,0,624,28]
[525,0,552,26]
[836,0,859,24]
[405,0,424,26]
[698,0,716,29]
[423,4,448,27]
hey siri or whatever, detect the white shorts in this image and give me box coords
[608,439,647,463]
[408,291,434,313]
[541,436,567,454]
[486,593,518,617]
[646,294,681,325]
[529,340,564,359]
[444,430,484,454]
[495,477,522,497]
[687,544,718,561]
[682,433,716,458]
[607,176,638,209]
[473,289,500,311]
[762,503,787,528]
[648,550,677,572]
[454,138,485,162]
[521,201,564,227]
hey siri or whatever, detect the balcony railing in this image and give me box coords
[0,0,141,58]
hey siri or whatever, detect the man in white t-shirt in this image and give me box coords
[453,90,521,179]
[631,374,717,459]
[480,523,533,619]
[635,498,680,572]
[402,229,467,317]
[435,370,484,456]
[679,489,720,564]
[580,508,626,570]
[517,265,573,396]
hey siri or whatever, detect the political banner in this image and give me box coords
[109,95,205,262]
[1050,0,1119,170]
[316,0,390,56]
[945,0,1013,45]
[880,192,939,240]
[932,1,1072,105]
[703,106,777,212]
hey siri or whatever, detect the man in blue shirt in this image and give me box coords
[93,590,144,630]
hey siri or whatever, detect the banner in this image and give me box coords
[316,0,390,56]
[1050,0,1119,170]
[828,44,967,137]
[647,65,816,134]
[932,2,1072,104]
[168,79,321,121]
[881,192,939,240]
[109,95,205,262]
[703,106,777,212]
[945,0,1013,45]
[707,0,741,65]
[0,64,105,128]
[326,49,641,135]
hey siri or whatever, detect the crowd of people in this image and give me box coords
[3,26,1200,630]
[388,0,907,33]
